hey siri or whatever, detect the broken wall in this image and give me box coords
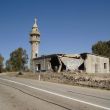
[60,56,84,71]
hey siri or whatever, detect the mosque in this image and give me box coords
[29,18,110,73]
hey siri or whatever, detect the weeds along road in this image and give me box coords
[0,75,110,110]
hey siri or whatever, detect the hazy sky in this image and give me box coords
[0,0,110,61]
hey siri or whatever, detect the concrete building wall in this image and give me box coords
[85,54,109,73]
[34,57,51,72]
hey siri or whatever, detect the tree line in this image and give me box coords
[0,40,110,73]
[92,40,110,59]
[0,47,28,73]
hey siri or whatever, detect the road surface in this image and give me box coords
[0,75,110,110]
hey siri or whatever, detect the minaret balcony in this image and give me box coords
[30,31,40,36]
[29,37,40,43]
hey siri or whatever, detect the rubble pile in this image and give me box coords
[41,72,110,90]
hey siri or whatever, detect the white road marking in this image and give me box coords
[0,77,110,110]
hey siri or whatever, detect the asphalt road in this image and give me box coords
[0,75,110,110]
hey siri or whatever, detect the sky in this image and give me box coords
[0,0,110,62]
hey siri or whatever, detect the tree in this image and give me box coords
[6,48,28,71]
[0,54,4,73]
[92,40,110,59]
[5,60,12,71]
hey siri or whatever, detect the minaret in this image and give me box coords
[29,18,40,70]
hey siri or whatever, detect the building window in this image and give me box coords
[104,63,107,69]
[95,64,98,73]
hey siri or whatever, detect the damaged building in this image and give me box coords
[29,18,110,74]
[32,53,109,73]
[32,54,82,73]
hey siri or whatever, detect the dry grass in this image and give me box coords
[5,71,110,90]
